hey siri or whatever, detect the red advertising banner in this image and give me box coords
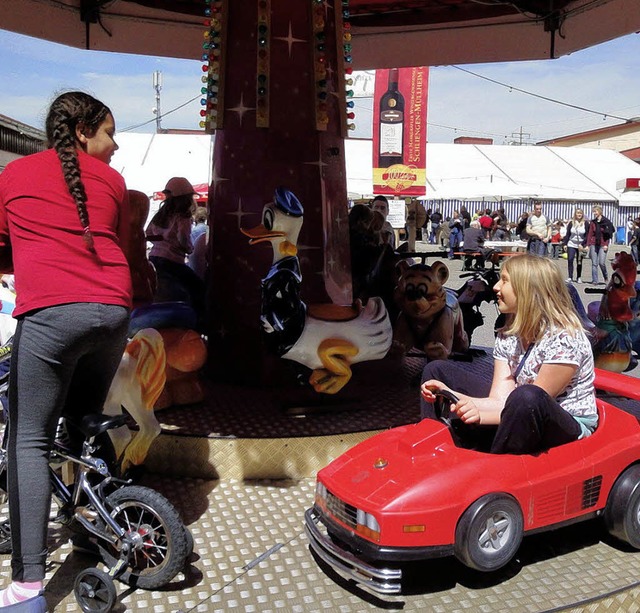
[372,67,428,196]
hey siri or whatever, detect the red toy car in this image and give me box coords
[305,369,640,595]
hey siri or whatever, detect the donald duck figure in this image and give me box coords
[242,188,392,394]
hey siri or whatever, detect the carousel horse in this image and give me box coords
[103,328,167,471]
[242,187,392,395]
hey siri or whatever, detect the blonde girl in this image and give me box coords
[562,208,588,283]
[420,254,597,454]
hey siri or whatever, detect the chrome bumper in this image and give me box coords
[304,507,402,596]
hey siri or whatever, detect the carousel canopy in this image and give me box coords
[1,0,638,67]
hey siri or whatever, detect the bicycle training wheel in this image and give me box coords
[74,567,117,613]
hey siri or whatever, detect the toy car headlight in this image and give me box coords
[315,481,328,508]
[356,508,381,542]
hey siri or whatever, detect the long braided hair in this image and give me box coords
[45,91,111,251]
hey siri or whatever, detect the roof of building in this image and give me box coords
[537,119,640,147]
[0,113,45,141]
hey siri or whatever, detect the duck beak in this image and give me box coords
[241,224,286,245]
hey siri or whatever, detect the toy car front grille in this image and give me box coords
[326,489,358,530]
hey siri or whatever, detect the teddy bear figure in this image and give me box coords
[392,260,469,360]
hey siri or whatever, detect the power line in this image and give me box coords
[120,94,201,132]
[452,65,632,123]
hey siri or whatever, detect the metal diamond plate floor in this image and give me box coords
[19,475,640,612]
[4,248,640,611]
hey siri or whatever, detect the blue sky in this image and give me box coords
[1,28,639,145]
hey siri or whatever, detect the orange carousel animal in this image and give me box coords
[104,326,207,471]
[103,189,207,470]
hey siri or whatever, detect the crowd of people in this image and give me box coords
[415,201,638,286]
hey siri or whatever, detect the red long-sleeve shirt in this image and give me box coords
[0,149,132,318]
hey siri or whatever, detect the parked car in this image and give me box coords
[305,369,640,595]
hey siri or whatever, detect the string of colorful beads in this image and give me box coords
[256,0,270,128]
[311,0,329,130]
[342,0,355,133]
[200,0,226,131]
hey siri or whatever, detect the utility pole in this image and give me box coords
[152,70,163,133]
[509,126,531,146]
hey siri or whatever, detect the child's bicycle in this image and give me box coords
[0,412,192,613]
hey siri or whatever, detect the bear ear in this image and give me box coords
[396,259,411,276]
[430,260,450,285]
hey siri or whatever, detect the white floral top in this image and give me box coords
[493,327,597,431]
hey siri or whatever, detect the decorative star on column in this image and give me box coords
[304,144,328,173]
[227,197,258,230]
[211,164,229,194]
[273,21,306,58]
[228,93,255,127]
[334,211,345,232]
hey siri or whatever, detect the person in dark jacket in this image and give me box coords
[584,206,615,285]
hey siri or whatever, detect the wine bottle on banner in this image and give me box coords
[378,68,405,168]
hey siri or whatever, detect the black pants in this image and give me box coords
[8,303,129,581]
[421,360,582,454]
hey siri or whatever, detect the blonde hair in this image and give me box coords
[500,254,584,344]
[572,208,585,224]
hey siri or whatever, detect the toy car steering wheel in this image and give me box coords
[433,389,463,446]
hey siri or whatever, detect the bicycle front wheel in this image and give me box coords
[98,485,189,590]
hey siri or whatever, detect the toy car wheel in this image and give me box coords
[605,464,640,549]
[74,567,117,613]
[454,493,523,572]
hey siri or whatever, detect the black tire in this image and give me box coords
[74,567,117,613]
[97,485,188,589]
[605,464,640,548]
[454,494,523,572]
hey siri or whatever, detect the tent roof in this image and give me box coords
[344,140,640,202]
[111,133,640,205]
[110,133,213,197]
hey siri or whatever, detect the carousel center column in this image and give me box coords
[203,0,354,385]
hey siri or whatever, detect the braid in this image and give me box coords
[46,92,111,252]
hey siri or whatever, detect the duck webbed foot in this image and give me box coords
[309,338,359,394]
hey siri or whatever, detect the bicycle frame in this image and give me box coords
[49,437,127,548]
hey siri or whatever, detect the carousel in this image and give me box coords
[2,1,640,611]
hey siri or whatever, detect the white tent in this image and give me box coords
[343,140,640,203]
[110,133,640,225]
[111,133,214,199]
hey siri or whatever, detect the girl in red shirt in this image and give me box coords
[0,92,133,610]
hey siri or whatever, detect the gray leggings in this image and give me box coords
[7,303,129,582]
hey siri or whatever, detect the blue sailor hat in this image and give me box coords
[274,187,304,217]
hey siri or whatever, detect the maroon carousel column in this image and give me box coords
[202,0,354,384]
